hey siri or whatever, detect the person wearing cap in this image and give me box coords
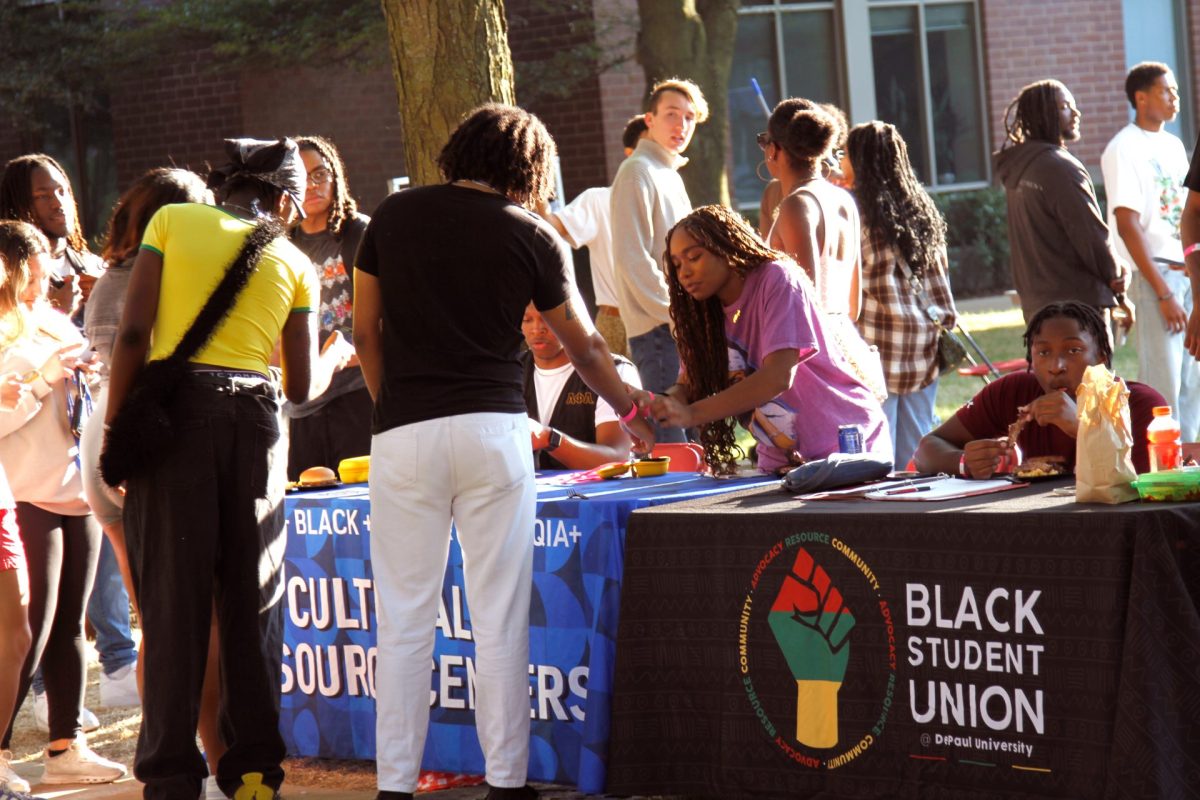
[104,137,347,800]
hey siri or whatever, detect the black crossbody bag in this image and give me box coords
[100,218,282,487]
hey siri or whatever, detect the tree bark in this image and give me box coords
[635,0,739,207]
[381,0,517,187]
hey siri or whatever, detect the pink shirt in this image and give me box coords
[724,260,890,472]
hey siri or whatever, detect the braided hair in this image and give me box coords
[0,154,88,253]
[847,121,947,277]
[1022,301,1112,368]
[437,104,557,211]
[296,136,358,237]
[665,205,786,475]
[1002,79,1066,146]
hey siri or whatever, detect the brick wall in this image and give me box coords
[237,54,405,215]
[109,52,243,191]
[594,0,645,183]
[981,0,1130,175]
[507,0,610,200]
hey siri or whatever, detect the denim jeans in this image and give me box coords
[882,379,940,469]
[628,323,686,443]
[1129,267,1200,440]
[86,535,136,675]
[124,374,287,800]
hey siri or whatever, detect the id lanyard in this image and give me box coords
[66,368,93,468]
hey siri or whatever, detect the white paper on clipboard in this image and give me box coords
[864,476,1027,501]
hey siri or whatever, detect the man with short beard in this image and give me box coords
[993,80,1126,322]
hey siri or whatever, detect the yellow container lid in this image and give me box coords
[338,455,370,484]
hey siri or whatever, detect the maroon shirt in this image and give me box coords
[954,371,1164,474]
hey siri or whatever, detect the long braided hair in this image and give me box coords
[296,136,358,237]
[1002,79,1066,147]
[665,205,787,475]
[1022,301,1112,368]
[0,154,88,253]
[847,121,946,277]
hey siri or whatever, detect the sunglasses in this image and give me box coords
[755,132,772,150]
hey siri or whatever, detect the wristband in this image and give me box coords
[1158,290,1174,302]
[1184,242,1200,259]
[619,403,639,423]
[958,453,970,478]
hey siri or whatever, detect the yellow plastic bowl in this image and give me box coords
[596,462,632,480]
[337,455,371,484]
[631,456,670,477]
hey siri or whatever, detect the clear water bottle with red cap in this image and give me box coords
[1147,406,1181,472]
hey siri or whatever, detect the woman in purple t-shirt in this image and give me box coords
[641,205,890,475]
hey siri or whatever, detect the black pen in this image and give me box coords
[885,485,932,496]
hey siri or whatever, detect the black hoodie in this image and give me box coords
[993,141,1120,320]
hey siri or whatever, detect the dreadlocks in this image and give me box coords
[0,154,87,253]
[847,121,947,277]
[296,136,358,237]
[1002,79,1067,147]
[437,104,557,211]
[1023,301,1112,368]
[665,205,785,475]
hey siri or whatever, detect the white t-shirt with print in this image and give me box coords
[532,359,642,428]
[1101,123,1189,263]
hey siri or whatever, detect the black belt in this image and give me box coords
[187,370,276,397]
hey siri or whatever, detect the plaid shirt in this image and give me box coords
[857,230,958,395]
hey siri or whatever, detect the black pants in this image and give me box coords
[124,376,287,800]
[1,505,100,747]
[285,386,373,482]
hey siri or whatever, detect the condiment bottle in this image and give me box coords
[1147,405,1181,472]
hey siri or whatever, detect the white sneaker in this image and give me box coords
[40,737,127,784]
[32,692,100,734]
[99,662,140,707]
[0,749,31,793]
[202,774,224,800]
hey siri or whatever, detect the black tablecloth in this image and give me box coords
[607,481,1200,799]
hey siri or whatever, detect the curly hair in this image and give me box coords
[767,99,835,168]
[437,104,557,210]
[0,154,87,253]
[0,220,48,347]
[1002,79,1066,146]
[296,136,358,237]
[665,205,786,475]
[847,121,947,277]
[1022,301,1112,368]
[100,168,208,266]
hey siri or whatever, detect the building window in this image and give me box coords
[729,1,844,208]
[730,0,988,206]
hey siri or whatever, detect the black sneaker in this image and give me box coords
[374,792,413,800]
[484,786,538,800]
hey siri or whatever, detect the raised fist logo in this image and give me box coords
[768,547,855,748]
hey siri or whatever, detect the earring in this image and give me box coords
[756,160,771,182]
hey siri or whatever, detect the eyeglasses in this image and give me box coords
[306,168,333,187]
[756,131,772,150]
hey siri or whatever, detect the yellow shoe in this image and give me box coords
[232,772,276,800]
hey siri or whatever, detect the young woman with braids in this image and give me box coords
[845,121,958,466]
[915,301,1164,479]
[993,80,1127,322]
[640,205,889,476]
[284,135,372,481]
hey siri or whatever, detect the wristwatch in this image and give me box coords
[546,428,563,452]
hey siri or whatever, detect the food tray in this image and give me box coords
[1131,468,1200,502]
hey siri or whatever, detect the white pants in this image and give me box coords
[370,412,535,792]
[1130,267,1200,440]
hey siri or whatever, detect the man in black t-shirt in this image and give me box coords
[353,104,654,800]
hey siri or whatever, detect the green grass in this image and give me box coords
[934,308,1139,422]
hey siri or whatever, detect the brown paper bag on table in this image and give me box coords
[1075,364,1138,504]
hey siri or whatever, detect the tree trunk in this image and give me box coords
[635,0,739,207]
[381,0,516,188]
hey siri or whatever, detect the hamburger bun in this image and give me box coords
[298,465,338,487]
